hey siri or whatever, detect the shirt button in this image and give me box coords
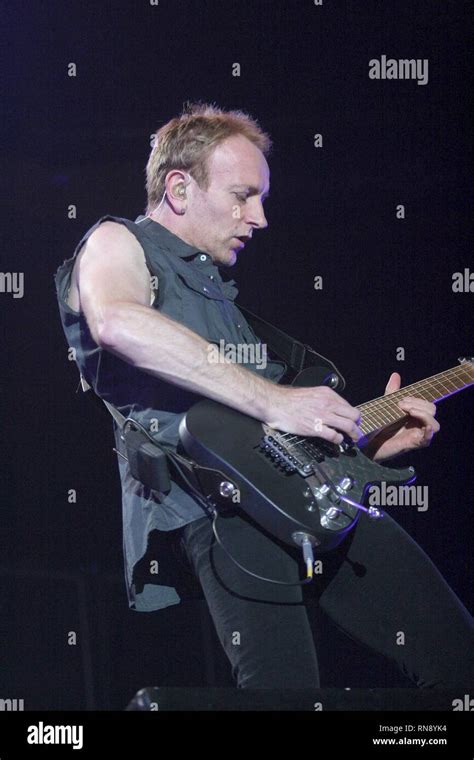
[209,275,214,280]
[199,254,207,261]
[237,323,241,328]
[203,286,209,293]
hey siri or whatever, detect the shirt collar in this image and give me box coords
[134,215,239,301]
[134,215,203,258]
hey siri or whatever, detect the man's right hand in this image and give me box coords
[263,384,362,444]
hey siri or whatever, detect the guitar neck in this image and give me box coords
[358,360,474,436]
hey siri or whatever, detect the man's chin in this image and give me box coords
[213,249,237,267]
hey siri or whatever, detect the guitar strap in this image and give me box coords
[79,306,345,432]
[237,304,346,390]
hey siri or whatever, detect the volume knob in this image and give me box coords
[338,476,354,491]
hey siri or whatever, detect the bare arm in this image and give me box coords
[77,221,362,442]
[102,301,276,420]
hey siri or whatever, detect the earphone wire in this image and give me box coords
[137,174,189,224]
[136,188,167,224]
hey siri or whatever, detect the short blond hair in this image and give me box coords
[145,101,272,214]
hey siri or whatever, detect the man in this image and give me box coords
[55,102,473,689]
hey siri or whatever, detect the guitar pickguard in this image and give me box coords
[257,423,416,535]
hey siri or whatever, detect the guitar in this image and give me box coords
[178,358,474,553]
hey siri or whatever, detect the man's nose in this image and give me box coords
[246,200,268,230]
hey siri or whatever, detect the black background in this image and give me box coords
[1,0,472,709]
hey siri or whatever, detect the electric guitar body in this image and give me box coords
[179,359,473,553]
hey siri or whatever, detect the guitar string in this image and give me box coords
[275,365,472,447]
[359,366,473,432]
[362,371,471,414]
[361,365,472,413]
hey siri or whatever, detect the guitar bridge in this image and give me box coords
[259,425,347,477]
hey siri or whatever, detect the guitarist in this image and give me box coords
[55,101,473,689]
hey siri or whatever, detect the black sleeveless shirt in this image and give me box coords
[54,214,286,611]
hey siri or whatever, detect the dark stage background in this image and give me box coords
[1,0,472,710]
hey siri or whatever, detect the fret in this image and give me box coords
[380,404,397,423]
[431,378,456,395]
[372,409,397,426]
[438,376,461,392]
[418,383,440,401]
[369,411,393,427]
[360,413,379,434]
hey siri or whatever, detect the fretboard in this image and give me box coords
[358,361,474,436]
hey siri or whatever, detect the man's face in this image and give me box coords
[182,134,270,266]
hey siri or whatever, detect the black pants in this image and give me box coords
[180,509,474,689]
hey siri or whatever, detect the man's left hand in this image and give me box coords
[364,372,440,462]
